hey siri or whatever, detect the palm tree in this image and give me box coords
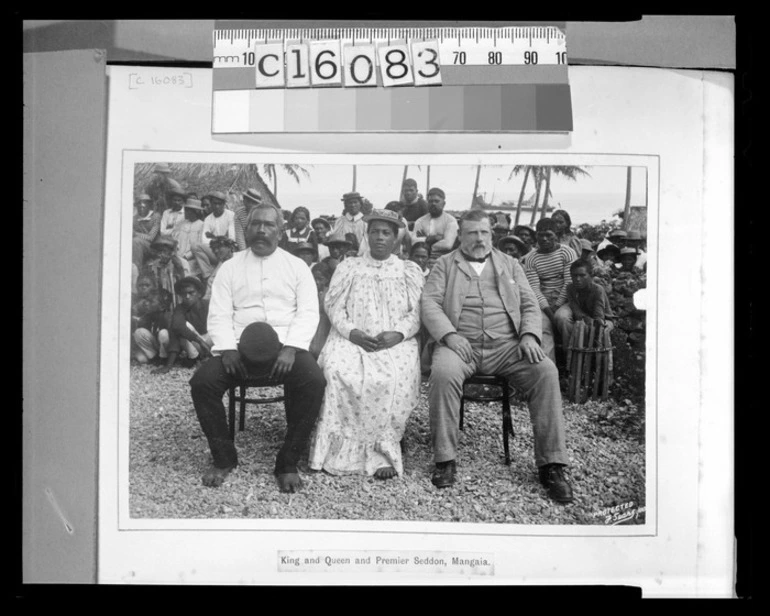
[529,168,545,226]
[623,166,632,229]
[510,165,531,227]
[260,164,312,204]
[471,165,482,208]
[352,165,357,192]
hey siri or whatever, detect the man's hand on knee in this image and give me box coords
[443,333,474,363]
[222,350,247,379]
[520,334,545,363]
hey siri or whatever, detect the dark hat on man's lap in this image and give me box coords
[238,322,283,366]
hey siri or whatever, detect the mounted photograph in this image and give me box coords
[117,152,657,532]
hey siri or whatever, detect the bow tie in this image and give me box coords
[463,252,490,263]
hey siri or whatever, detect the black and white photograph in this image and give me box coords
[121,154,655,528]
[87,58,731,591]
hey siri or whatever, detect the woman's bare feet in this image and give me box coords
[276,472,303,493]
[202,465,234,487]
[374,466,398,480]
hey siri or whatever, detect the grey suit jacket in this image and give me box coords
[420,248,543,346]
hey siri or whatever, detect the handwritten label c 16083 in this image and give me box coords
[129,73,193,90]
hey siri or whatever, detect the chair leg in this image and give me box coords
[228,387,236,441]
[239,385,246,432]
[459,396,465,431]
[502,385,512,465]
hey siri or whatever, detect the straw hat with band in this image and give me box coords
[579,238,594,252]
[242,189,263,205]
[311,217,331,230]
[184,198,204,210]
[498,235,527,252]
[325,230,353,248]
[204,191,227,203]
[341,191,363,202]
[363,208,405,229]
[295,241,318,256]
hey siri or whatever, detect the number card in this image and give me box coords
[285,43,311,88]
[377,43,414,88]
[309,40,343,87]
[254,42,285,89]
[410,40,442,86]
[343,45,377,88]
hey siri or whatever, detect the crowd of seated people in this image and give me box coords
[131,170,648,501]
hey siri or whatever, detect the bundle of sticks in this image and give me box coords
[566,320,614,403]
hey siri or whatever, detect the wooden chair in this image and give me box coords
[459,374,515,465]
[227,376,287,440]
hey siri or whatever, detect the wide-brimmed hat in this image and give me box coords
[620,247,639,257]
[242,189,263,205]
[184,198,203,210]
[204,190,227,203]
[325,230,353,247]
[341,191,362,202]
[166,182,187,198]
[294,241,318,256]
[579,238,594,252]
[363,208,405,229]
[597,244,621,261]
[625,230,643,241]
[174,276,204,295]
[608,229,628,239]
[310,217,331,230]
[136,193,152,203]
[153,163,172,174]
[237,322,283,366]
[513,224,535,236]
[151,236,177,250]
[498,235,527,252]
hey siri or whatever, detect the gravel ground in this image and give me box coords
[129,363,646,525]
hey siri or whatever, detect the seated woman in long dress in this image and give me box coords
[308,209,425,480]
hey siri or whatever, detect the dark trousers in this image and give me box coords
[189,350,326,474]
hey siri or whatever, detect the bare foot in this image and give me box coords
[374,466,398,480]
[151,365,172,375]
[202,465,234,487]
[276,472,302,493]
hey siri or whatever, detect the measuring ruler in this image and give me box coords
[214,26,567,72]
[211,24,571,133]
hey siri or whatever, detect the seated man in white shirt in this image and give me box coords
[189,204,326,493]
[193,191,237,280]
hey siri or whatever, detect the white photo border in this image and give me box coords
[110,150,658,538]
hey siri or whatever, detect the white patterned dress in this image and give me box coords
[308,254,425,476]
